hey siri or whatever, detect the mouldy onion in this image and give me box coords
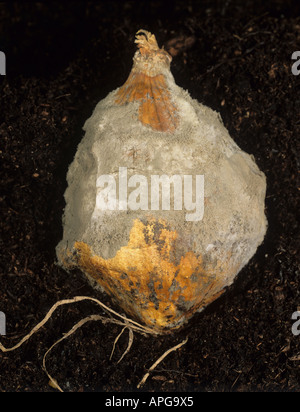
[56,30,267,333]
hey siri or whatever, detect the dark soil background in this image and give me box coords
[0,0,299,392]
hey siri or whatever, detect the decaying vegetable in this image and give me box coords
[56,30,267,333]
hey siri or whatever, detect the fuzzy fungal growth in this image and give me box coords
[56,30,267,333]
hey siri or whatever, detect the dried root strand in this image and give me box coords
[0,295,160,355]
[117,327,134,364]
[137,337,188,389]
[0,295,160,391]
[43,314,109,392]
[0,295,187,392]
[110,326,127,361]
[110,325,134,364]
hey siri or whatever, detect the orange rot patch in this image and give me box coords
[115,72,178,133]
[65,218,237,332]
